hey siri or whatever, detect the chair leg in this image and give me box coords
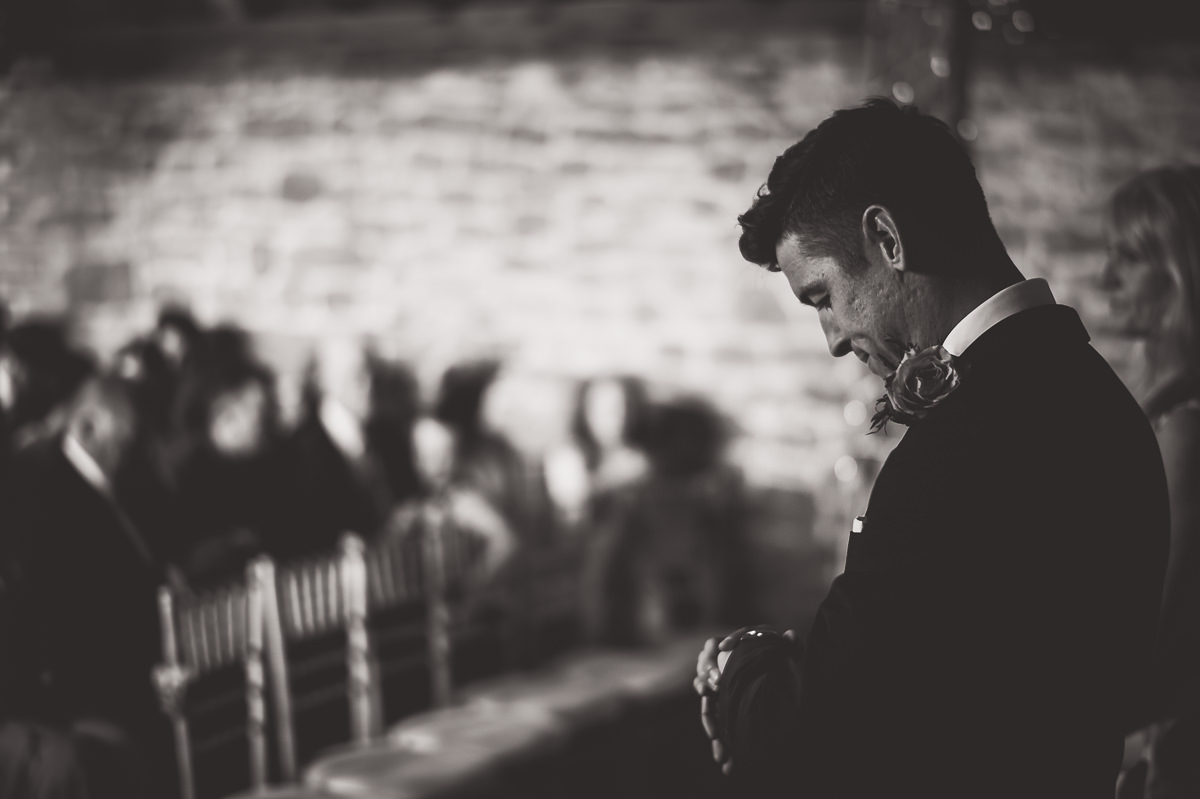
[172,717,195,799]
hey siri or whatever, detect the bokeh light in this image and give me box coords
[844,399,868,427]
[834,455,859,483]
[1002,23,1024,45]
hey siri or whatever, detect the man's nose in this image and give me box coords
[819,315,852,358]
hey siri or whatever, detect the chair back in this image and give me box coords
[437,512,516,687]
[154,558,270,799]
[360,522,437,725]
[267,534,371,779]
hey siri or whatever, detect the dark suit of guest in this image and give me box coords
[172,444,294,587]
[366,414,422,510]
[781,303,1167,799]
[0,415,19,713]
[281,404,390,561]
[3,435,173,796]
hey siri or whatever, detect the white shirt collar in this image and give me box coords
[62,432,157,565]
[62,433,114,498]
[319,397,367,461]
[942,278,1056,357]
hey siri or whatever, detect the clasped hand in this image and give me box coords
[694,626,797,776]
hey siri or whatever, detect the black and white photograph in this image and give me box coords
[0,0,1197,797]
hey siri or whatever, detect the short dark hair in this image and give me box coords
[738,98,1004,274]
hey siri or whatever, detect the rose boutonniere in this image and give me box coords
[870,344,966,434]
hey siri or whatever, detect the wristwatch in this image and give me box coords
[717,627,782,676]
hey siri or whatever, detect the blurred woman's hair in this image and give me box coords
[641,395,733,479]
[434,359,502,447]
[366,358,423,503]
[113,336,175,432]
[154,304,204,364]
[1106,165,1200,388]
[569,375,650,472]
[171,331,279,452]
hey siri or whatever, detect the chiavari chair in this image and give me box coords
[154,558,273,799]
[304,503,563,799]
[416,492,523,698]
[265,534,373,779]
[300,520,435,795]
[360,519,438,723]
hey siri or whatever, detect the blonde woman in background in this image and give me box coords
[1103,165,1200,799]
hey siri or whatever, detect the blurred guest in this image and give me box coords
[433,360,572,664]
[1103,165,1200,799]
[391,414,517,586]
[0,329,18,489]
[152,303,204,375]
[435,359,548,542]
[0,319,95,448]
[169,331,292,585]
[364,355,423,508]
[111,336,188,568]
[284,340,393,560]
[0,299,10,398]
[189,323,256,377]
[585,396,749,645]
[545,375,650,526]
[411,414,456,497]
[0,722,89,799]
[389,414,517,679]
[571,376,651,491]
[550,375,650,645]
[0,308,19,720]
[1,375,177,799]
[113,336,176,438]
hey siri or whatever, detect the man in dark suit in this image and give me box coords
[282,340,392,561]
[695,99,1168,798]
[2,374,177,798]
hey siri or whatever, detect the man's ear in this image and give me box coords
[862,206,905,273]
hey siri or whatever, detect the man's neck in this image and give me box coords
[927,257,1025,345]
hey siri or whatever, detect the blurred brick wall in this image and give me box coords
[0,3,875,486]
[971,43,1200,389]
[2,3,1199,623]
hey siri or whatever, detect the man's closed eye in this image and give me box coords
[799,290,830,310]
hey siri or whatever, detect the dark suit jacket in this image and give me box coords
[2,437,168,743]
[784,305,1168,799]
[280,413,390,561]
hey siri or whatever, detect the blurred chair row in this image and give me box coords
[154,513,580,799]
